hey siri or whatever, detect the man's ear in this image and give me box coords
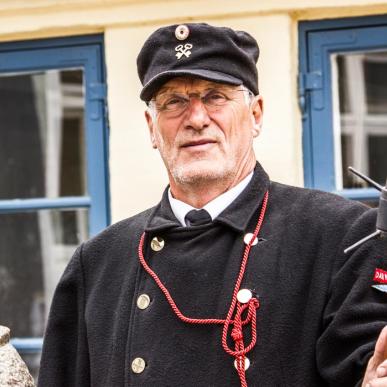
[250,95,263,138]
[145,110,158,149]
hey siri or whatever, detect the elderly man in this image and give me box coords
[38,23,387,387]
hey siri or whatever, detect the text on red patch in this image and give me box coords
[374,268,387,284]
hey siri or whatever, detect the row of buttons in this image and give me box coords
[131,289,253,374]
[131,234,258,375]
[132,356,250,374]
[131,293,151,373]
[131,233,165,373]
[149,233,258,253]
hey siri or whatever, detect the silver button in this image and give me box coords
[234,356,250,371]
[131,357,146,374]
[137,294,151,310]
[237,289,252,304]
[151,236,164,251]
[244,233,258,246]
[175,24,190,40]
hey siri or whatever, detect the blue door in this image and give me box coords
[299,15,387,203]
[0,34,109,380]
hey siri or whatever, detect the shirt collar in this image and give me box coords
[145,162,270,233]
[168,172,253,226]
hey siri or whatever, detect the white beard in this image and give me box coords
[169,157,236,186]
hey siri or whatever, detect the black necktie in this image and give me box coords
[184,209,212,226]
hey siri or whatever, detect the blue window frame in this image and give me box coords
[0,35,109,361]
[299,15,387,201]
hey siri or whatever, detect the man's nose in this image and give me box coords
[184,97,211,130]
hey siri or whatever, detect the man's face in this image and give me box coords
[145,78,263,187]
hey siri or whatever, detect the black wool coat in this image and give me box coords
[38,163,387,387]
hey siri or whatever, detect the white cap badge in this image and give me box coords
[175,24,190,40]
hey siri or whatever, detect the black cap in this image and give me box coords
[137,23,259,101]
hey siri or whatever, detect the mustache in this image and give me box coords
[176,131,222,147]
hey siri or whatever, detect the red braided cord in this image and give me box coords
[221,192,268,385]
[137,191,269,387]
[221,190,269,355]
[138,234,226,325]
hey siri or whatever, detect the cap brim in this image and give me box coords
[140,69,243,101]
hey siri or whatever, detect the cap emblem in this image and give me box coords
[175,43,193,60]
[175,24,190,40]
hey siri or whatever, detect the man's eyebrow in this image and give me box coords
[156,83,237,96]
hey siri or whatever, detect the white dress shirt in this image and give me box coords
[168,171,254,226]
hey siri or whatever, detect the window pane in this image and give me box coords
[0,69,87,199]
[334,53,387,189]
[337,56,351,114]
[364,53,387,114]
[0,208,88,339]
[368,135,387,186]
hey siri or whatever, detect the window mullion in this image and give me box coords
[0,196,91,213]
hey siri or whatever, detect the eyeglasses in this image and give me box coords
[149,88,252,117]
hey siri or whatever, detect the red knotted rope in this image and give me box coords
[137,191,269,387]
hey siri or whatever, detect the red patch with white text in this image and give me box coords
[373,268,387,284]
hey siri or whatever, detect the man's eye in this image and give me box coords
[205,92,228,104]
[164,97,186,109]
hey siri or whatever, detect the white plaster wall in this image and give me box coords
[105,24,169,222]
[223,16,302,188]
[1,0,386,221]
[105,14,300,221]
[1,0,387,40]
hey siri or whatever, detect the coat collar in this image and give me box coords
[144,162,270,233]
